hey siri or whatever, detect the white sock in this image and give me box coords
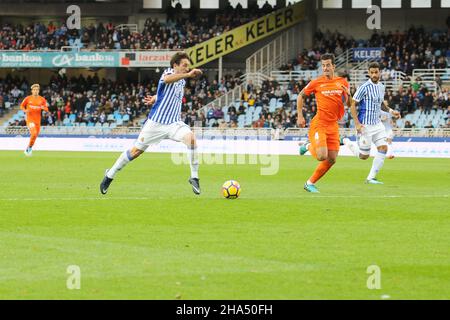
[343,138,360,157]
[307,180,314,185]
[188,146,199,179]
[107,150,133,179]
[386,143,394,157]
[367,151,386,180]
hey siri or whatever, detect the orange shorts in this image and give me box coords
[308,119,340,159]
[26,121,41,136]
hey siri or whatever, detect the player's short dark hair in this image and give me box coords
[320,53,335,65]
[170,52,192,68]
[368,62,380,70]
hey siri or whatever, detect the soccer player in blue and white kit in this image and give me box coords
[100,52,203,195]
[343,62,401,184]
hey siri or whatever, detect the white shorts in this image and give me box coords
[134,120,192,151]
[385,128,394,140]
[358,122,387,155]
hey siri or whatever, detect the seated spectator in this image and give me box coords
[213,107,224,120]
[237,102,246,115]
[253,115,265,128]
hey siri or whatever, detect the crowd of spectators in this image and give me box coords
[200,76,449,130]
[280,25,449,75]
[0,70,243,128]
[1,71,448,130]
[0,3,277,51]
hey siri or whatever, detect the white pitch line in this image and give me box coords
[0,195,448,201]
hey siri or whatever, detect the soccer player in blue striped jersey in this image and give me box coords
[343,62,401,184]
[100,52,203,195]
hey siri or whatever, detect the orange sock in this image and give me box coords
[28,135,37,148]
[309,160,334,184]
[28,124,39,148]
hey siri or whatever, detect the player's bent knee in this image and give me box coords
[378,145,388,153]
[130,147,144,159]
[183,132,196,148]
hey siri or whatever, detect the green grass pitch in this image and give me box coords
[0,150,449,299]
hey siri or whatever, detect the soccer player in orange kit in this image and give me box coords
[297,54,350,193]
[20,84,49,157]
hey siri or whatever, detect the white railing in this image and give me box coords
[271,70,319,85]
[246,27,296,75]
[115,24,138,33]
[202,84,244,113]
[349,70,439,92]
[398,80,438,92]
[334,49,353,71]
[350,69,407,85]
[412,69,450,83]
[284,128,450,138]
[243,73,272,88]
[2,126,449,138]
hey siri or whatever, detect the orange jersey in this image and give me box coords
[303,76,349,123]
[20,95,49,124]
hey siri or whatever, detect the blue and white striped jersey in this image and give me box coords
[148,68,186,125]
[353,79,385,125]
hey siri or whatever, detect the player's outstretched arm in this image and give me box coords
[163,69,202,84]
[382,100,401,119]
[296,90,306,128]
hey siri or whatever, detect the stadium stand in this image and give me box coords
[0,4,276,51]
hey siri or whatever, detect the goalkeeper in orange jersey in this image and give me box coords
[20,84,49,157]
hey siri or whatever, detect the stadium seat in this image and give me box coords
[269,98,277,110]
[87,122,95,127]
[116,119,124,126]
[109,123,117,129]
[122,114,130,122]
[107,114,115,122]
[69,114,76,122]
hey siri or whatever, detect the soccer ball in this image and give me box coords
[222,180,241,199]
